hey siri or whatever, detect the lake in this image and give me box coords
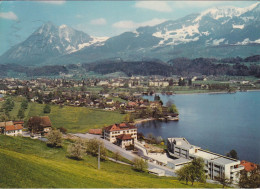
[138,91,260,164]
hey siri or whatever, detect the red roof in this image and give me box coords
[116,134,133,140]
[240,160,258,172]
[5,124,23,131]
[89,129,102,135]
[104,123,136,132]
[14,121,24,125]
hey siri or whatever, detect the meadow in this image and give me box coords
[0,97,124,133]
[0,135,221,188]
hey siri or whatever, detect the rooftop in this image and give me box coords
[104,123,136,132]
[168,137,200,150]
[240,160,258,172]
[5,124,23,131]
[168,157,191,165]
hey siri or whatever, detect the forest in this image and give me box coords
[0,55,259,77]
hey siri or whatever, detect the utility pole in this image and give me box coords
[98,144,100,170]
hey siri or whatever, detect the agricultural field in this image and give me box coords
[0,135,221,188]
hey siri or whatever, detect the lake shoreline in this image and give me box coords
[155,89,260,96]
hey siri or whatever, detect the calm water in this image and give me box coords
[138,91,260,163]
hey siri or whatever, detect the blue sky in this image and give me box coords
[0,1,257,55]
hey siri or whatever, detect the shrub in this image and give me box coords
[133,157,148,172]
[67,138,86,160]
[47,129,63,148]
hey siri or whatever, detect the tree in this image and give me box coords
[132,157,148,172]
[176,164,191,184]
[154,95,160,101]
[169,104,179,114]
[43,104,51,114]
[47,129,63,147]
[114,151,121,161]
[189,157,206,185]
[86,138,107,160]
[58,127,67,134]
[124,113,134,123]
[215,173,232,188]
[67,138,86,160]
[239,166,260,188]
[17,108,25,120]
[226,149,238,159]
[20,100,28,110]
[177,158,206,186]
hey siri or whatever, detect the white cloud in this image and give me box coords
[135,1,172,12]
[113,18,167,29]
[39,1,65,5]
[0,12,18,20]
[90,18,107,25]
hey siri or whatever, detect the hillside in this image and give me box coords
[0,98,124,133]
[0,135,221,188]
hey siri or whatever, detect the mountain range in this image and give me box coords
[0,3,259,66]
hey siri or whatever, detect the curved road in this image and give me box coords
[74,133,177,176]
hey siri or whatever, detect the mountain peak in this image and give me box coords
[59,24,69,29]
[195,2,260,22]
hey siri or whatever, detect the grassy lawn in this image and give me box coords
[1,97,124,133]
[0,135,221,188]
[25,103,124,133]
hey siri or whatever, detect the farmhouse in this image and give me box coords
[167,138,244,182]
[0,121,23,136]
[103,123,137,148]
[28,116,52,135]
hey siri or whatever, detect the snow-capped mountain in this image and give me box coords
[0,3,259,66]
[65,2,259,63]
[0,22,108,65]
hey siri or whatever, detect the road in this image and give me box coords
[74,133,177,177]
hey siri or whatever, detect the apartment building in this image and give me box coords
[167,138,244,182]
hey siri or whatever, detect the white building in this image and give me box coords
[167,138,244,182]
[0,121,23,136]
[103,123,137,148]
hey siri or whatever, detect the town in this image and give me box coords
[0,76,259,188]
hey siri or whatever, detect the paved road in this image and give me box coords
[74,133,177,176]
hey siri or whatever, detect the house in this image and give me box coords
[167,138,244,182]
[106,99,114,105]
[240,160,258,172]
[0,121,23,136]
[103,123,137,149]
[116,134,134,148]
[5,124,23,136]
[28,116,52,135]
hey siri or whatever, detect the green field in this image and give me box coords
[0,97,124,133]
[0,135,221,188]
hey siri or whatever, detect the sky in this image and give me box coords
[0,0,258,55]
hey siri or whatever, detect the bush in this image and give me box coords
[58,127,67,134]
[43,104,51,114]
[86,138,107,160]
[47,129,63,147]
[67,138,86,160]
[133,157,148,172]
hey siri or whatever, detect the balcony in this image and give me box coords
[231,165,244,172]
